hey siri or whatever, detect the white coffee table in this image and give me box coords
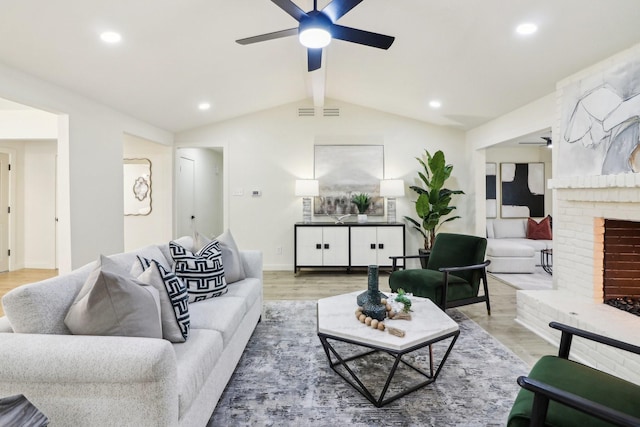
[317,291,460,407]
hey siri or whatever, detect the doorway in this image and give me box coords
[0,152,9,271]
[177,156,195,237]
[175,147,225,239]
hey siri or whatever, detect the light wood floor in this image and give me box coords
[0,268,556,367]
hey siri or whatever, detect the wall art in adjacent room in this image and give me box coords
[500,162,544,218]
[486,162,497,218]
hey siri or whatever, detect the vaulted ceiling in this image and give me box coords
[1,0,639,133]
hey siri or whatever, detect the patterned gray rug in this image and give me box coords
[208,300,529,426]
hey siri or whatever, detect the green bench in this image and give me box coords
[508,322,640,427]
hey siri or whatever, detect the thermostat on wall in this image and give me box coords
[252,190,262,197]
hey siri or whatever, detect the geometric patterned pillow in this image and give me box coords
[170,241,227,303]
[136,256,190,342]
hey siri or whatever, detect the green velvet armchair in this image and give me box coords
[508,322,640,427]
[388,233,491,314]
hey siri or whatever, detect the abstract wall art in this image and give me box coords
[559,54,640,177]
[501,162,544,218]
[313,145,384,216]
[486,163,497,218]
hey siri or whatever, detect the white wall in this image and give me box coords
[176,147,224,239]
[23,140,57,268]
[0,62,174,271]
[176,99,470,270]
[123,134,173,252]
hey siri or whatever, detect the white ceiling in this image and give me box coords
[0,0,639,133]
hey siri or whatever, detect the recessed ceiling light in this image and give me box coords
[198,102,211,111]
[100,31,122,43]
[516,23,538,35]
[429,100,442,109]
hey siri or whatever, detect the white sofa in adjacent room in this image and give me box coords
[486,218,552,273]
[0,235,262,427]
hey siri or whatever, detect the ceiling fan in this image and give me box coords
[235,0,395,72]
[518,136,553,148]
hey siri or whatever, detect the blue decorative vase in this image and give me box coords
[356,265,387,321]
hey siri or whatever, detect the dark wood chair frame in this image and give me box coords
[389,254,492,315]
[516,322,640,427]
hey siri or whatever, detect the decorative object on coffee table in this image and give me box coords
[0,394,49,426]
[356,265,387,321]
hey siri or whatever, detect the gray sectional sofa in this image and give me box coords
[486,218,552,273]
[0,236,262,426]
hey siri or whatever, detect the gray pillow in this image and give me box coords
[135,257,190,342]
[64,255,162,338]
[216,230,246,283]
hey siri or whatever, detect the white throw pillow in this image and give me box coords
[493,219,527,239]
[65,255,162,338]
[216,229,247,283]
[135,257,190,342]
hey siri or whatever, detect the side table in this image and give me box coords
[541,249,552,275]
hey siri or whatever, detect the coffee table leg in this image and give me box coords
[318,333,459,407]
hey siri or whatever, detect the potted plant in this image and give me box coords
[351,193,371,223]
[405,149,464,263]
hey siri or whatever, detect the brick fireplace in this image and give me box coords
[516,173,640,383]
[602,219,640,313]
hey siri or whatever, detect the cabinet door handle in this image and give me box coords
[316,244,322,250]
[378,243,384,249]
[324,243,330,249]
[370,243,376,250]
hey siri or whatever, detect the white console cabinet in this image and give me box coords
[294,223,405,272]
[350,226,405,267]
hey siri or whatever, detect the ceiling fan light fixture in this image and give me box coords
[299,27,331,48]
[299,12,332,48]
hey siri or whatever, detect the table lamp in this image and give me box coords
[295,179,319,223]
[380,179,405,223]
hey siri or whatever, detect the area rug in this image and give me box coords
[490,266,552,291]
[208,300,529,426]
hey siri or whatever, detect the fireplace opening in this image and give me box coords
[603,219,640,316]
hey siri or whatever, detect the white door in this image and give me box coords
[177,157,195,238]
[0,153,9,272]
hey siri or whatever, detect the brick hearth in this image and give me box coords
[516,174,640,383]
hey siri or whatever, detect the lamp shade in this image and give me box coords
[379,179,405,197]
[295,179,319,197]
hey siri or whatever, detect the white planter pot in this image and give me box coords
[357,214,368,224]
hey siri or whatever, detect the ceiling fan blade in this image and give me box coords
[331,24,395,49]
[308,48,322,71]
[322,0,364,22]
[271,0,308,22]
[236,28,298,45]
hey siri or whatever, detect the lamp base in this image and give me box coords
[387,198,397,223]
[302,197,312,223]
